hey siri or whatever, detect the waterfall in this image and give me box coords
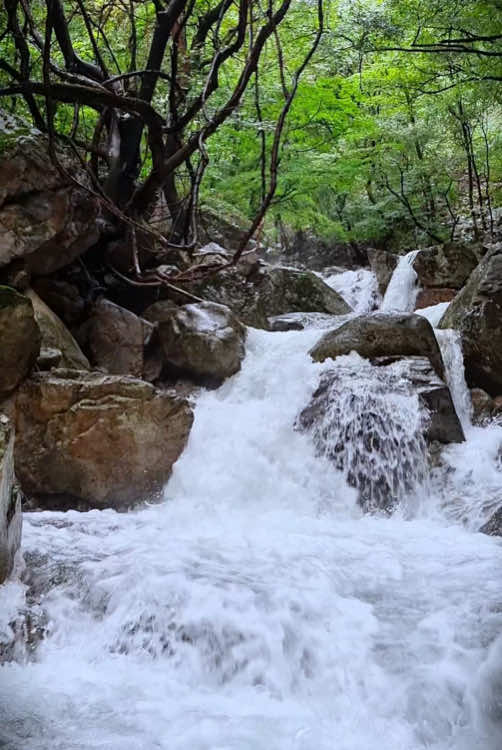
[321,268,380,313]
[297,354,429,513]
[1,306,502,749]
[381,250,420,312]
[435,328,472,432]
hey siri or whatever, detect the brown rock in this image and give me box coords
[146,301,246,382]
[412,243,478,290]
[15,370,193,509]
[439,247,502,395]
[415,288,457,310]
[0,286,40,397]
[87,299,154,378]
[0,110,102,274]
[367,249,398,296]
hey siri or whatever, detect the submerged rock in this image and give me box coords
[145,300,246,383]
[297,356,463,514]
[310,313,445,379]
[0,285,40,397]
[439,246,502,396]
[189,264,351,329]
[0,416,21,584]
[15,370,193,510]
[479,507,502,537]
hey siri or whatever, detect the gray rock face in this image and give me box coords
[413,243,478,290]
[87,299,154,378]
[0,286,40,397]
[310,313,445,379]
[190,264,351,329]
[27,289,89,370]
[367,249,398,296]
[145,301,246,382]
[15,370,194,509]
[282,230,368,271]
[480,507,502,537]
[0,416,21,584]
[0,110,102,274]
[439,247,502,396]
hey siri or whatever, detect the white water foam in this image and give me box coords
[1,324,502,750]
[381,251,420,313]
[321,268,380,313]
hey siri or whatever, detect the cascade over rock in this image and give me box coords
[0,110,102,275]
[144,300,246,382]
[0,415,21,584]
[310,313,445,379]
[439,246,502,395]
[15,370,193,510]
[0,286,40,397]
[189,263,351,328]
[297,355,463,513]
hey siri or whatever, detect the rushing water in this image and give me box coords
[381,251,420,313]
[1,273,502,750]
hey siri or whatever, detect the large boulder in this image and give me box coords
[86,298,154,378]
[0,110,102,275]
[15,370,193,509]
[26,289,89,370]
[190,264,351,329]
[412,243,478,290]
[367,249,398,296]
[0,416,22,584]
[282,230,368,271]
[144,301,246,382]
[438,246,502,395]
[310,313,445,379]
[0,286,40,397]
[297,356,463,514]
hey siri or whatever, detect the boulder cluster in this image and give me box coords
[2,111,502,583]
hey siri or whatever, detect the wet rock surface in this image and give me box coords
[189,264,351,329]
[145,301,246,383]
[0,416,21,584]
[310,313,445,379]
[439,246,502,396]
[15,370,194,510]
[86,298,154,378]
[0,110,102,275]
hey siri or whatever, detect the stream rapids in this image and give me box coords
[1,265,502,750]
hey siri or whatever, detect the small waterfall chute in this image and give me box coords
[381,250,420,313]
[297,353,430,513]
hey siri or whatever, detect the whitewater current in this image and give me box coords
[1,263,502,750]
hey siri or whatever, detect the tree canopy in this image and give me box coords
[1,0,501,282]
